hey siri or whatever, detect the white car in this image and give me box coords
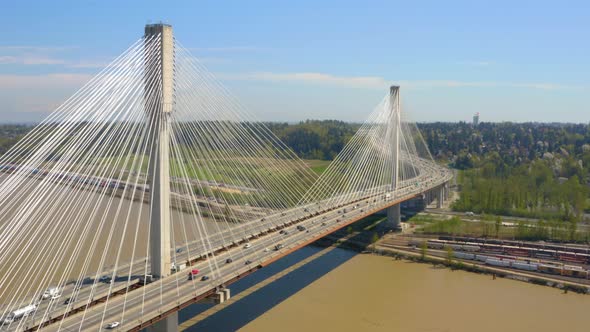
[244,243,252,249]
[264,248,270,252]
[106,322,120,329]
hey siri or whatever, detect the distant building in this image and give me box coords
[473,112,480,126]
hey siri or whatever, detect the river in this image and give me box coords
[239,252,590,332]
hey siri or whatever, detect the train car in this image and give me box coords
[538,264,562,275]
[462,244,480,252]
[562,265,589,279]
[485,258,512,267]
[475,254,490,262]
[503,246,531,257]
[532,249,556,260]
[481,244,503,254]
[558,252,587,264]
[453,252,475,260]
[428,242,445,250]
[511,261,538,272]
[449,244,463,251]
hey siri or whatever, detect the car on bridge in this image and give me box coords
[105,321,120,329]
[42,287,61,300]
[188,269,199,280]
[99,275,112,284]
[63,296,78,305]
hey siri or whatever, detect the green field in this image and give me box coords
[304,159,332,175]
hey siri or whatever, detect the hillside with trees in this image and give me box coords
[419,122,590,221]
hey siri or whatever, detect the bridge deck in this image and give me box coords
[31,174,449,331]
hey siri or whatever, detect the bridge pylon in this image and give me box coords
[145,23,173,279]
[386,85,402,230]
[144,23,177,332]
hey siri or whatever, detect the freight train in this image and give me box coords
[432,237,590,264]
[439,235,590,255]
[408,238,590,279]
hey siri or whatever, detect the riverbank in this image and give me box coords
[372,240,590,294]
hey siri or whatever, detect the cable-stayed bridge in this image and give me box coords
[0,24,452,331]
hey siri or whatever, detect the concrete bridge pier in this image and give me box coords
[424,191,432,206]
[386,203,401,230]
[436,186,444,208]
[147,312,178,332]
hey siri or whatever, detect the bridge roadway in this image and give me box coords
[41,178,449,330]
[4,163,450,331]
[48,194,404,331]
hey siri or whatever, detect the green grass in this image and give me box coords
[304,159,332,175]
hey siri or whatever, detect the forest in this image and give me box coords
[1,121,589,220]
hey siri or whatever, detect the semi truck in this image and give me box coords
[171,262,187,273]
[2,304,37,324]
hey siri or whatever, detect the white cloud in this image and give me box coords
[221,72,390,89]
[220,71,583,91]
[0,55,66,65]
[0,45,111,68]
[0,73,92,89]
[67,60,110,69]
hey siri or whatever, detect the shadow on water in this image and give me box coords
[178,245,357,332]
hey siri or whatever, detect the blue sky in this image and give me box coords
[0,0,589,123]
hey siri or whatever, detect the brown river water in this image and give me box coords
[240,254,590,332]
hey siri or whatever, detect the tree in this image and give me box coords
[445,245,454,266]
[371,232,379,244]
[495,216,502,237]
[420,240,428,261]
[347,226,353,235]
[568,219,578,242]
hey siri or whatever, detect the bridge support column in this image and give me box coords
[147,312,178,332]
[145,23,174,278]
[436,187,444,208]
[386,204,401,230]
[384,85,401,231]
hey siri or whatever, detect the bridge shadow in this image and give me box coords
[177,241,359,332]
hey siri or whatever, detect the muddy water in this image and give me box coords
[240,254,590,332]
